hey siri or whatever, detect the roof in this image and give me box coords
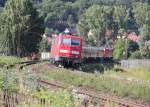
[127,32,140,43]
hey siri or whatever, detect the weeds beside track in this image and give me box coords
[38,79,149,107]
[13,60,150,107]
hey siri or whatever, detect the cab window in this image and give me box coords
[62,38,71,45]
[71,39,80,46]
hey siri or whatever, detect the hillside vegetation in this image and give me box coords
[0,0,150,59]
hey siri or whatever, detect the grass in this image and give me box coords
[120,68,150,81]
[0,56,22,67]
[0,57,149,106]
[105,66,150,82]
[19,85,75,107]
[33,64,150,101]
[32,89,74,107]
[0,67,74,107]
[80,63,114,73]
[0,68,19,92]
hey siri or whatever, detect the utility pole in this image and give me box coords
[125,38,128,60]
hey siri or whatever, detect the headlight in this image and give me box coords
[72,51,79,55]
[60,50,69,53]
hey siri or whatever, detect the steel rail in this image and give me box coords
[39,79,149,107]
[15,61,149,107]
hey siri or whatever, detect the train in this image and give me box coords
[49,33,113,67]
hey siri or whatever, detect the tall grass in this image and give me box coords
[32,89,74,107]
[35,65,150,101]
[0,67,74,107]
[123,68,150,81]
[0,56,22,67]
[106,66,150,81]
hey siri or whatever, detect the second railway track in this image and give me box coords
[38,79,149,107]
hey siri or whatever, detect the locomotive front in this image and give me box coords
[51,34,82,67]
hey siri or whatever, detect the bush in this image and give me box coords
[113,65,126,72]
[33,89,74,107]
[113,39,125,60]
[140,45,150,59]
[81,64,104,73]
[39,37,51,52]
[0,68,19,92]
[130,51,142,59]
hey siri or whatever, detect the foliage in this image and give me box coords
[0,56,22,67]
[77,5,116,45]
[77,15,89,42]
[113,5,127,29]
[33,89,74,107]
[140,24,150,46]
[76,1,150,58]
[81,63,104,73]
[132,3,150,58]
[39,0,78,33]
[0,67,41,96]
[1,0,150,59]
[39,0,134,35]
[39,37,51,52]
[118,67,150,81]
[77,4,135,45]
[130,50,142,59]
[0,67,74,107]
[138,25,150,58]
[113,39,125,60]
[36,65,150,101]
[128,40,139,52]
[22,69,39,92]
[0,68,19,92]
[128,40,139,58]
[133,3,150,27]
[0,0,43,56]
[140,44,150,59]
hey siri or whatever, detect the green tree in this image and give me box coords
[0,0,43,56]
[139,25,150,47]
[113,5,127,29]
[113,39,125,60]
[39,37,50,52]
[77,15,89,42]
[39,0,78,32]
[133,3,150,27]
[133,3,150,58]
[83,5,114,45]
[139,25,150,58]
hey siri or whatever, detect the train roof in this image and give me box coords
[58,34,82,39]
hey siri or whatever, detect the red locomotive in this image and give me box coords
[50,34,83,67]
[50,33,113,67]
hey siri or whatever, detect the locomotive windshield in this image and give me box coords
[62,38,71,45]
[71,39,80,46]
[62,38,80,46]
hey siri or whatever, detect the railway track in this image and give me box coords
[16,60,49,69]
[38,79,149,107]
[15,60,149,107]
[4,60,45,69]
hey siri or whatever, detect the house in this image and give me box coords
[127,32,140,43]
